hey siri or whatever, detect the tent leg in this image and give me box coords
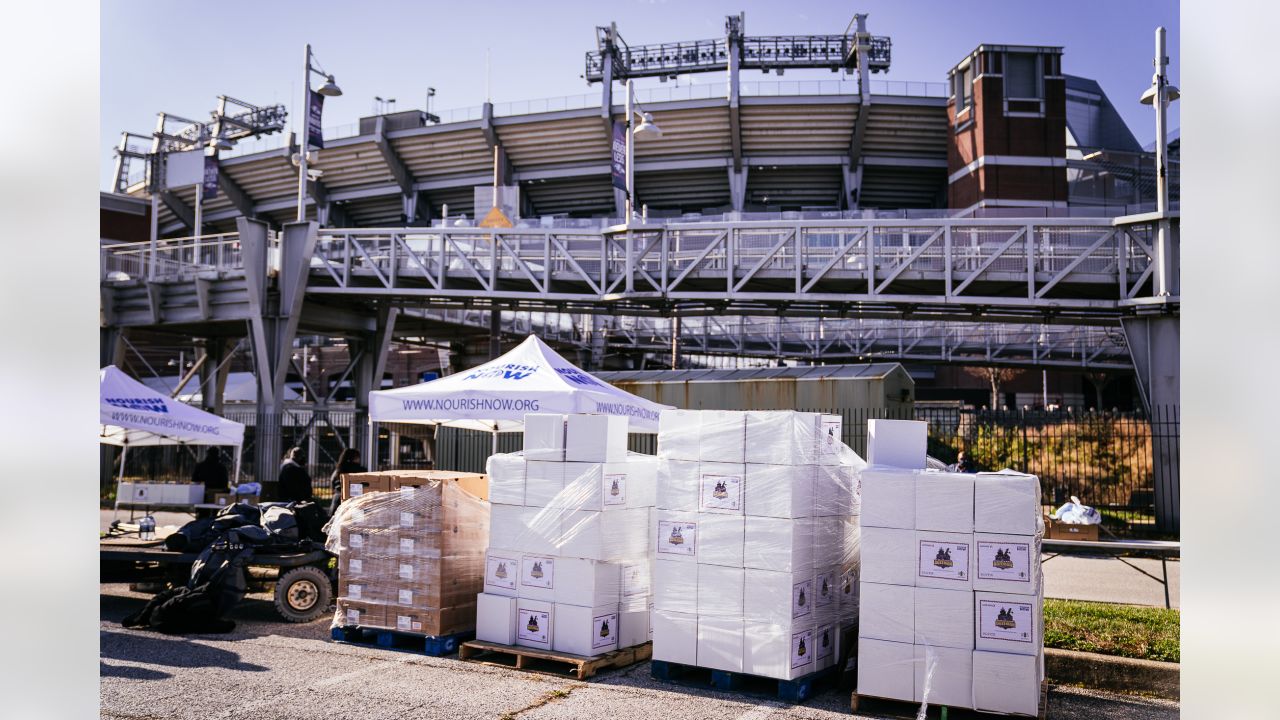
[492,427,499,455]
[366,417,376,472]
[232,445,242,487]
[114,445,127,523]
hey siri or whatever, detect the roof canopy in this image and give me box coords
[369,335,672,432]
[100,365,245,447]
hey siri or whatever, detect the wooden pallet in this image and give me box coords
[850,679,1049,719]
[651,660,838,704]
[457,640,651,680]
[330,625,473,657]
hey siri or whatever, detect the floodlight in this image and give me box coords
[318,75,343,97]
[634,112,663,138]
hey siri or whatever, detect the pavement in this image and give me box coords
[100,585,1179,720]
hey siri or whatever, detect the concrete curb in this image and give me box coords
[1045,648,1179,700]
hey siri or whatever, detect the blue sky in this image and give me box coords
[100,0,1179,190]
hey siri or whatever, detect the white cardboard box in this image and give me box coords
[974,471,1043,535]
[620,560,651,597]
[814,464,855,517]
[653,557,698,614]
[565,414,628,463]
[618,602,651,648]
[743,569,814,623]
[974,591,1042,655]
[623,454,659,508]
[657,410,700,461]
[838,564,860,622]
[517,553,558,602]
[812,567,840,621]
[483,550,520,598]
[814,621,839,671]
[486,453,527,506]
[476,593,518,645]
[860,527,916,586]
[515,598,555,651]
[857,581,915,644]
[561,508,648,561]
[973,533,1042,594]
[973,650,1043,716]
[742,620,816,681]
[697,564,745,616]
[525,461,565,508]
[857,639,915,700]
[915,530,976,590]
[697,514,745,568]
[555,557,622,606]
[697,616,745,672]
[657,459,699,512]
[654,511,699,563]
[552,603,619,657]
[524,413,566,461]
[699,410,747,463]
[743,516,813,572]
[915,471,976,533]
[867,419,927,470]
[914,644,974,708]
[744,411,808,466]
[812,516,845,569]
[914,587,975,650]
[490,505,557,557]
[860,468,916,530]
[652,610,698,664]
[745,463,814,518]
[697,462,746,515]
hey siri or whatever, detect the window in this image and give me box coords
[954,63,973,112]
[1005,52,1040,99]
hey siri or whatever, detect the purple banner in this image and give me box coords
[307,90,325,149]
[610,120,626,191]
[202,154,220,198]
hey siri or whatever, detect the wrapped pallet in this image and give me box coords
[327,471,489,638]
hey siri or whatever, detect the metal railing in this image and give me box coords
[101,233,252,281]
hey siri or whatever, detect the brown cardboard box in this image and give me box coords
[340,555,393,580]
[342,473,393,500]
[340,527,396,557]
[390,470,489,502]
[339,578,390,604]
[211,492,234,507]
[385,604,478,637]
[393,558,443,587]
[1044,516,1100,541]
[337,599,387,629]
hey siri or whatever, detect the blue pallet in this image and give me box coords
[330,625,473,657]
[650,659,837,704]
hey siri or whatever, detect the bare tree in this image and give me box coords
[963,366,1025,409]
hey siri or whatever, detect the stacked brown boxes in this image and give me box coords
[330,470,489,637]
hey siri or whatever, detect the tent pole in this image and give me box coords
[114,444,127,522]
[366,417,376,471]
[492,424,499,456]
[232,444,242,487]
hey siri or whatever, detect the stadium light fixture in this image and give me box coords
[318,75,343,97]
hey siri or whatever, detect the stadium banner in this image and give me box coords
[610,120,626,191]
[202,154,220,198]
[308,90,325,149]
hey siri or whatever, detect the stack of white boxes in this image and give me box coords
[475,412,656,657]
[856,419,1045,716]
[652,409,861,681]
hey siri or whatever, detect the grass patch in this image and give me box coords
[1044,598,1179,663]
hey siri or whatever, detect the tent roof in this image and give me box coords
[100,365,244,447]
[369,335,672,432]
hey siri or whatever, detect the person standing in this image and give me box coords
[953,450,977,473]
[328,448,368,517]
[278,447,314,503]
[192,447,230,502]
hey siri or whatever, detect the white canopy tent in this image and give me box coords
[369,335,671,452]
[101,365,245,512]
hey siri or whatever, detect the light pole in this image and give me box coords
[1139,26,1179,296]
[298,44,343,223]
[624,78,663,224]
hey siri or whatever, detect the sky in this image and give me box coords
[100,0,1179,191]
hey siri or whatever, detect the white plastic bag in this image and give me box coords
[1050,495,1101,525]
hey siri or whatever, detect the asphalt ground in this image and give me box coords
[100,584,1179,720]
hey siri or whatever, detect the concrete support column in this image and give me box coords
[489,309,502,359]
[199,338,234,415]
[1120,315,1180,534]
[100,327,127,369]
[350,303,398,471]
[728,167,749,212]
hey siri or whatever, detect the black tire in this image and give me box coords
[273,565,331,623]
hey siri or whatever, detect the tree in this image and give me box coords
[963,366,1025,409]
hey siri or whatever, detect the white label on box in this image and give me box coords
[791,629,815,669]
[346,608,361,625]
[841,569,856,599]
[351,508,366,523]
[521,556,555,589]
[487,556,517,590]
[979,599,1035,643]
[593,612,618,649]
[817,624,835,660]
[604,473,627,506]
[820,418,842,454]
[397,615,412,631]
[350,533,365,550]
[918,540,970,581]
[699,473,743,512]
[350,483,364,496]
[518,608,550,644]
[400,512,415,529]
[400,486,416,500]
[657,520,697,557]
[815,571,835,607]
[349,558,363,574]
[977,541,1032,583]
[348,584,363,600]
[398,588,414,605]
[621,563,648,595]
[400,537,415,554]
[399,563,414,581]
[793,578,814,618]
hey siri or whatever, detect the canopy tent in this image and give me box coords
[101,366,245,515]
[369,335,672,434]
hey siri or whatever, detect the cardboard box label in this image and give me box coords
[347,583,364,600]
[918,540,970,581]
[350,483,364,497]
[396,614,423,632]
[604,473,627,506]
[593,612,618,649]
[657,520,697,557]
[699,473,742,512]
[518,607,550,644]
[350,533,365,550]
[521,555,555,589]
[817,624,835,661]
[621,562,649,596]
[977,541,1032,583]
[820,418,842,455]
[345,608,362,625]
[791,629,815,669]
[400,485,416,500]
[400,512,415,529]
[400,537,415,554]
[398,588,414,605]
[815,571,835,607]
[351,508,366,523]
[487,555,517,590]
[840,568,857,598]
[348,558,363,574]
[400,563,416,581]
[979,599,1036,643]
[793,578,814,618]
